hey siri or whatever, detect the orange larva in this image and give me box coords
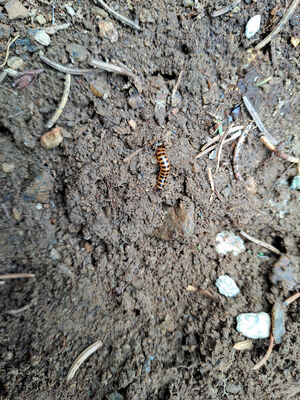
[156,144,170,190]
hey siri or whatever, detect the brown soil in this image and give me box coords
[0,1,299,399]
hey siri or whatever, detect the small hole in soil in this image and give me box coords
[272,235,286,253]
[133,308,140,316]
[181,44,190,54]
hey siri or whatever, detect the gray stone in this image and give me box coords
[5,0,28,19]
[36,14,46,25]
[33,30,51,46]
[66,43,89,63]
[7,56,24,70]
[50,248,61,261]
[0,23,14,39]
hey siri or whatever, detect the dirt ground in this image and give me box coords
[0,1,299,399]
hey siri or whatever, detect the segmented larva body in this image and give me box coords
[156,144,170,190]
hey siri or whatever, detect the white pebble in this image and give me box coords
[236,312,271,339]
[245,15,261,39]
[65,5,76,17]
[215,275,240,297]
[215,231,245,256]
[33,30,51,46]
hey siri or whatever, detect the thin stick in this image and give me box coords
[196,130,243,159]
[39,53,95,75]
[0,34,20,69]
[201,125,244,152]
[212,0,241,17]
[232,124,252,180]
[242,96,279,146]
[89,59,136,78]
[284,292,300,306]
[171,70,184,107]
[216,126,231,171]
[96,0,141,30]
[0,273,35,279]
[252,334,274,370]
[240,231,281,255]
[46,73,71,128]
[207,167,215,202]
[255,0,300,51]
[123,148,142,163]
[260,136,299,164]
[7,298,37,315]
[66,339,103,381]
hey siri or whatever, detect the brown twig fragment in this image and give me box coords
[212,0,241,17]
[123,148,142,163]
[171,70,184,107]
[255,0,300,51]
[46,73,71,128]
[196,130,243,159]
[232,124,252,180]
[0,34,20,69]
[66,339,103,381]
[252,334,274,370]
[0,273,35,279]
[260,136,299,164]
[96,0,141,30]
[207,167,215,202]
[242,96,279,146]
[240,231,281,255]
[89,59,136,78]
[39,52,95,75]
[284,292,300,306]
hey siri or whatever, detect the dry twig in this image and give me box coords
[260,136,299,164]
[207,167,215,202]
[171,70,184,107]
[196,130,243,159]
[201,125,244,152]
[255,0,300,51]
[284,292,300,306]
[7,298,38,315]
[66,339,103,381]
[39,52,95,75]
[240,231,281,255]
[0,273,35,279]
[96,0,141,30]
[46,73,71,128]
[123,148,142,163]
[252,334,274,370]
[0,34,19,69]
[232,124,252,180]
[89,59,136,78]
[242,96,278,146]
[212,0,241,17]
[216,126,231,171]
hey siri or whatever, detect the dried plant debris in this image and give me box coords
[270,255,299,291]
[271,299,285,344]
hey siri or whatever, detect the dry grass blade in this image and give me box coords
[252,334,274,370]
[171,70,184,106]
[46,73,71,128]
[201,125,244,152]
[232,123,252,180]
[66,339,103,381]
[207,167,215,202]
[89,59,136,78]
[255,0,300,51]
[216,126,231,171]
[240,231,281,254]
[0,273,35,279]
[7,298,38,315]
[196,130,243,159]
[212,0,241,17]
[0,34,20,69]
[96,0,141,30]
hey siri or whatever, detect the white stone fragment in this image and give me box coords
[215,275,240,297]
[245,15,261,39]
[33,30,51,46]
[36,14,46,25]
[236,312,271,339]
[65,5,76,17]
[215,231,245,256]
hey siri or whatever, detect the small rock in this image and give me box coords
[66,43,89,63]
[128,119,136,130]
[270,255,299,290]
[215,275,240,298]
[23,171,52,203]
[89,76,110,99]
[106,393,123,400]
[4,68,18,77]
[5,0,28,19]
[64,5,76,17]
[272,299,285,344]
[155,198,195,240]
[12,207,21,220]
[0,23,14,39]
[57,264,73,277]
[98,21,118,43]
[245,176,257,195]
[128,95,143,109]
[291,37,300,48]
[236,312,271,339]
[226,384,242,394]
[186,285,197,292]
[50,248,61,261]
[245,15,261,39]
[36,14,46,25]
[7,56,24,70]
[208,148,217,160]
[33,30,51,46]
[290,175,300,190]
[2,162,15,173]
[41,127,64,149]
[36,203,43,210]
[215,231,245,256]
